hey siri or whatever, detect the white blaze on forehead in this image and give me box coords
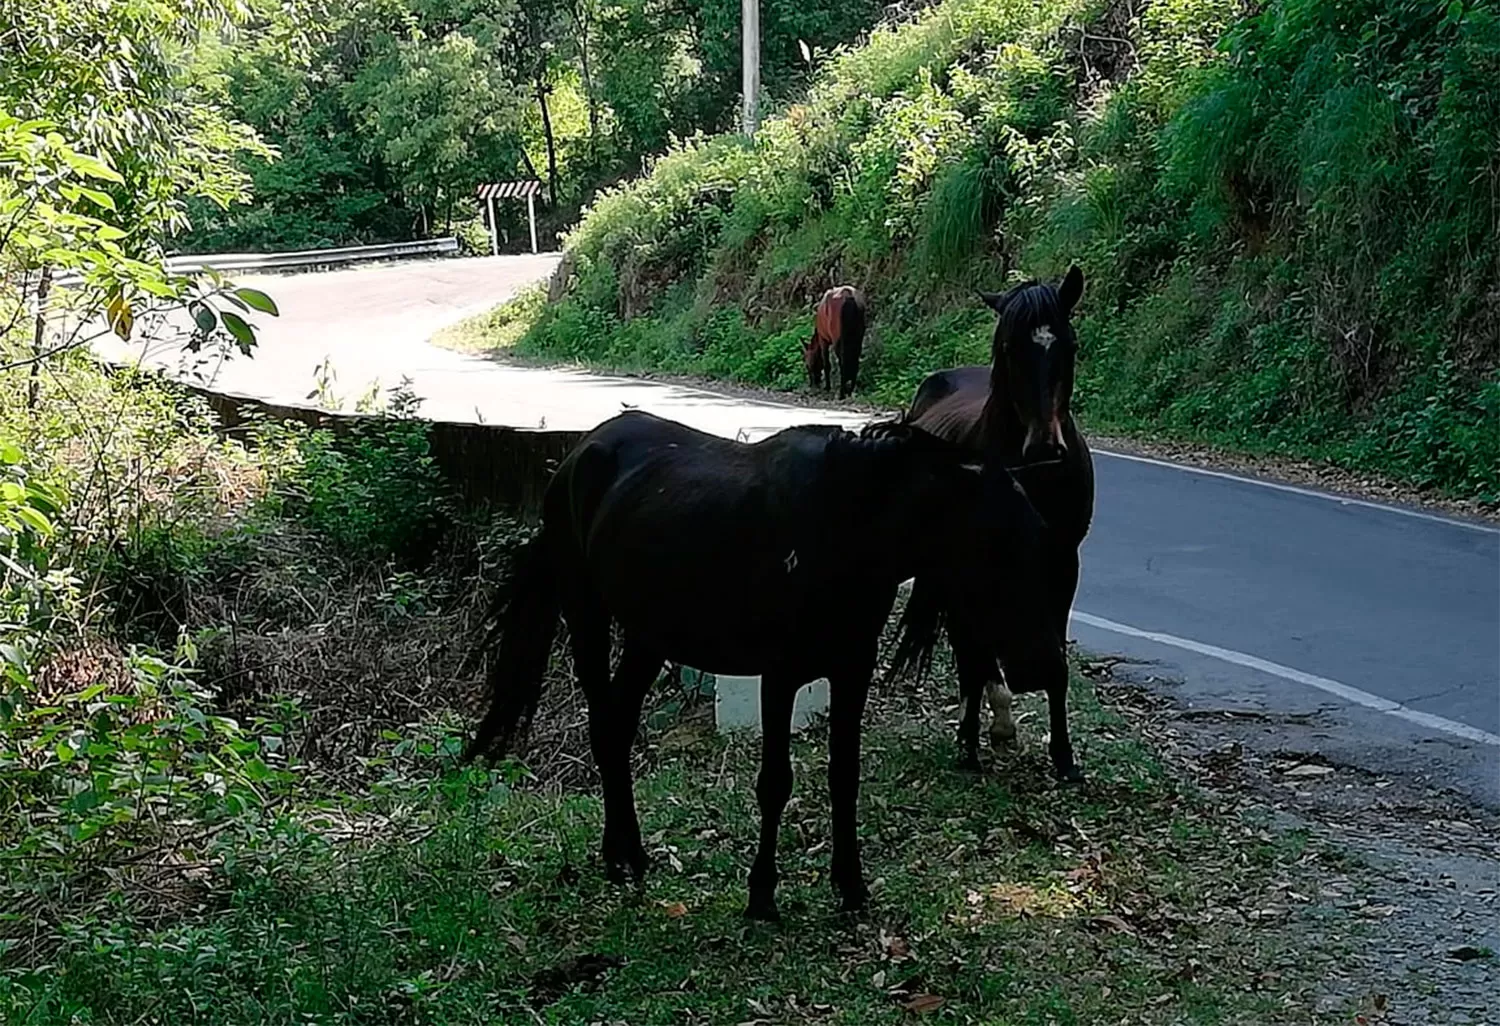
[1032,326,1056,351]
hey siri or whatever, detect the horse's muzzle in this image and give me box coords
[1022,419,1067,463]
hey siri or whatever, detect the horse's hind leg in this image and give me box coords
[836,334,860,399]
[578,617,663,882]
[746,677,797,922]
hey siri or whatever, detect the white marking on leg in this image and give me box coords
[986,681,1018,748]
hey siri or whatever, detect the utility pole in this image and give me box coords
[742,0,760,137]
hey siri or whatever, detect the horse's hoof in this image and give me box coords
[604,846,649,884]
[989,730,1019,752]
[1055,765,1085,784]
[837,888,871,916]
[957,753,983,773]
[743,896,781,923]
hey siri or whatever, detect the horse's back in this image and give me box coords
[554,412,841,549]
[815,285,866,343]
[907,367,989,451]
[908,366,988,419]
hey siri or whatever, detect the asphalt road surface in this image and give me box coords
[93,254,867,441]
[1074,453,1498,807]
[98,254,1499,805]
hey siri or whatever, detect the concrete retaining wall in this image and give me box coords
[183,383,583,517]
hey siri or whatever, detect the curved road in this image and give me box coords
[100,254,1500,805]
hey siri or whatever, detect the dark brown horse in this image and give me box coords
[896,266,1094,781]
[804,285,867,399]
[465,410,1061,920]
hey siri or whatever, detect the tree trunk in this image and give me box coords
[570,3,600,147]
[520,148,542,183]
[536,74,561,205]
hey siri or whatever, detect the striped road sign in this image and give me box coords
[477,180,544,253]
[476,181,542,200]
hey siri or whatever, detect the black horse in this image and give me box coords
[465,410,1062,921]
[897,266,1094,781]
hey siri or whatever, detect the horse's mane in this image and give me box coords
[851,417,970,460]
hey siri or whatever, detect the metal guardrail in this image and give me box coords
[53,237,460,288]
[164,236,459,273]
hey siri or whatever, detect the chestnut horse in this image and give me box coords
[804,285,867,399]
[894,266,1094,780]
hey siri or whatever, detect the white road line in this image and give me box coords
[1093,448,1499,535]
[1072,610,1500,748]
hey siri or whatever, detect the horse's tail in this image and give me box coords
[885,576,946,685]
[837,292,865,397]
[463,528,562,763]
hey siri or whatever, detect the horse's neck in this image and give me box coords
[979,367,1025,462]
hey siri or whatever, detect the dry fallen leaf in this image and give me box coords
[1284,763,1334,777]
[871,969,887,989]
[1090,914,1136,935]
[902,994,945,1015]
[660,900,688,918]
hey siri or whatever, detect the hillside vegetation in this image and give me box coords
[518,0,1500,501]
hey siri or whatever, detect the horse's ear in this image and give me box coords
[1059,265,1084,314]
[978,291,1008,314]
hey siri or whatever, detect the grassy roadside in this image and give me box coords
[5,664,1348,1025]
[432,289,1499,520]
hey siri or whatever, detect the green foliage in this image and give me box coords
[267,403,448,558]
[511,0,1500,500]
[0,0,267,242]
[0,114,264,359]
[182,0,891,252]
[0,442,70,683]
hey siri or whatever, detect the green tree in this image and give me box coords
[351,28,527,234]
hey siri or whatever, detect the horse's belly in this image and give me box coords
[585,533,844,674]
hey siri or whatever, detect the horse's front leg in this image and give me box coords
[1046,674,1083,783]
[746,677,797,921]
[827,667,872,914]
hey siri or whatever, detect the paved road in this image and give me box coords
[1074,454,1498,806]
[94,254,867,441]
[101,254,1499,803]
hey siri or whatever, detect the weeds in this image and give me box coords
[1,665,1351,1023]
